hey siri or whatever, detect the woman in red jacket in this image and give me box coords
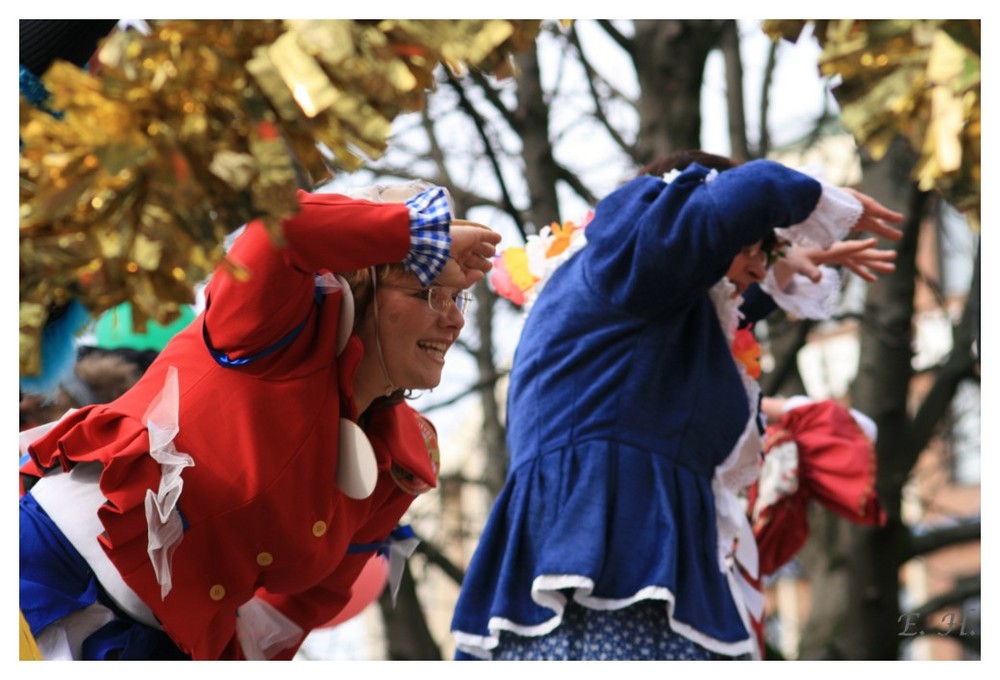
[19,182,500,660]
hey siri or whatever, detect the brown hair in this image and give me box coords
[635,150,739,179]
[339,263,413,410]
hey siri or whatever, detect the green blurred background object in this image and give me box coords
[96,303,196,352]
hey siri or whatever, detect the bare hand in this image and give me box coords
[773,245,823,284]
[448,224,502,287]
[845,188,904,242]
[760,396,787,424]
[773,240,897,286]
[802,238,897,282]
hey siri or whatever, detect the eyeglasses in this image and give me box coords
[380,284,472,315]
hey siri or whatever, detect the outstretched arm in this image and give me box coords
[773,238,898,287]
[769,187,902,287]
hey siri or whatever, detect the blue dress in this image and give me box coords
[451,161,848,660]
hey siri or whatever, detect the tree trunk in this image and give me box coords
[719,20,750,162]
[473,281,509,500]
[378,562,442,660]
[799,139,927,659]
[513,45,562,231]
[631,20,727,160]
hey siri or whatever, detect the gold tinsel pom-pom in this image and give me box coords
[763,20,980,226]
[19,19,541,376]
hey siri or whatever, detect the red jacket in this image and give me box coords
[22,192,440,659]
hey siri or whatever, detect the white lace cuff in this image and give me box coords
[775,183,862,249]
[760,265,841,320]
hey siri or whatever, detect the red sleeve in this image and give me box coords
[781,400,885,525]
[751,399,886,577]
[203,191,411,360]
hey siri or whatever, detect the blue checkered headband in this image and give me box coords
[404,187,452,286]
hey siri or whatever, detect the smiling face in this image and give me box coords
[356,264,467,399]
[726,241,768,295]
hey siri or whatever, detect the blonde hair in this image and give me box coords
[340,263,413,409]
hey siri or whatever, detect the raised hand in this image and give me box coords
[773,239,897,286]
[448,223,502,288]
[802,238,897,282]
[845,188,905,242]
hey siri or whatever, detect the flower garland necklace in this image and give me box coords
[489,214,592,311]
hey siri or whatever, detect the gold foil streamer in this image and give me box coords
[763,20,980,223]
[20,19,541,375]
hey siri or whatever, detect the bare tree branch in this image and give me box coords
[903,521,981,562]
[420,108,454,187]
[366,163,505,212]
[758,35,778,157]
[418,369,509,414]
[906,575,979,620]
[568,24,637,160]
[444,71,527,235]
[556,162,600,206]
[596,19,634,56]
[411,530,466,585]
[468,69,518,130]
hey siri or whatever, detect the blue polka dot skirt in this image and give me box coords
[493,599,746,660]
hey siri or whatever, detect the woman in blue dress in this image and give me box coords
[450,151,902,660]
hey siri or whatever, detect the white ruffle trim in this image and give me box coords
[142,366,195,600]
[662,167,719,186]
[774,182,862,250]
[708,279,764,659]
[452,281,762,662]
[710,278,741,341]
[452,574,756,660]
[752,440,800,523]
[761,264,841,320]
[236,597,305,660]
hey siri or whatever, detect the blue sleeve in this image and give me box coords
[738,284,777,328]
[580,160,822,316]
